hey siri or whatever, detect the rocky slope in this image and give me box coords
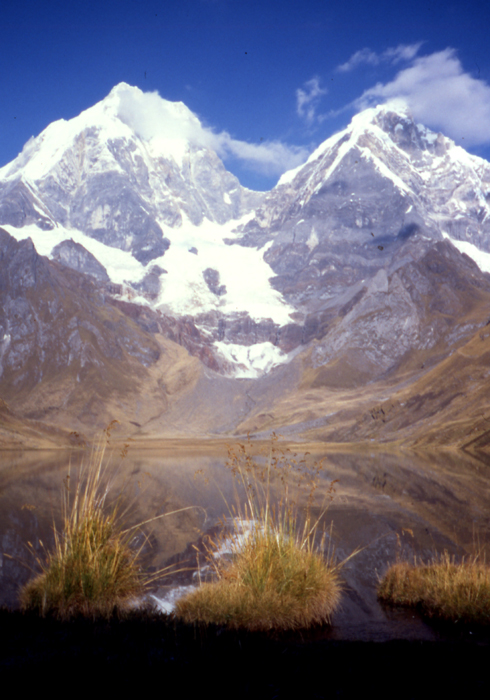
[0,227,207,433]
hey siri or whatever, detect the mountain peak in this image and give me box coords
[0,84,209,183]
[350,101,412,129]
[108,81,140,95]
[111,84,202,146]
[278,103,440,187]
[99,82,201,141]
[326,102,433,157]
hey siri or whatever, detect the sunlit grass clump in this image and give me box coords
[378,552,490,624]
[175,436,343,631]
[20,442,145,619]
[175,516,341,630]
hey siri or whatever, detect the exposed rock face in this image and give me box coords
[0,227,233,412]
[51,239,110,282]
[0,179,54,230]
[202,268,227,297]
[306,241,490,386]
[0,227,161,414]
[214,104,490,379]
[131,264,166,299]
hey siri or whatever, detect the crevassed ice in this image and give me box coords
[154,214,294,325]
[214,341,290,378]
[3,211,295,328]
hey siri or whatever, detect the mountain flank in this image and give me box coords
[1,85,490,449]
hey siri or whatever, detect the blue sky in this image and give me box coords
[1,0,490,190]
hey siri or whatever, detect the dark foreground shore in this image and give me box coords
[1,608,489,697]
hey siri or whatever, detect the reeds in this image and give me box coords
[378,551,490,624]
[175,435,343,630]
[20,439,145,618]
[20,430,196,619]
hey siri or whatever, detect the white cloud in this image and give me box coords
[115,84,308,176]
[356,49,490,146]
[337,43,422,72]
[337,48,380,73]
[296,77,328,125]
[211,133,308,175]
[383,43,423,64]
[117,88,204,142]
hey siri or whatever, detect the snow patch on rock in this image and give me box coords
[214,340,290,378]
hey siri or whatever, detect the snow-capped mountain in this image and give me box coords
[2,86,490,439]
[225,103,490,381]
[239,103,490,305]
[0,83,263,241]
[0,84,298,377]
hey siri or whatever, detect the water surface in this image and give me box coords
[1,441,489,640]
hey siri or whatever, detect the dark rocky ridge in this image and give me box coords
[51,239,110,282]
[0,228,158,407]
[305,240,490,386]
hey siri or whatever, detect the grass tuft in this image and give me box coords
[20,428,197,619]
[175,435,344,630]
[378,551,490,624]
[20,439,144,619]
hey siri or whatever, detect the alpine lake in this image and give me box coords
[1,437,489,642]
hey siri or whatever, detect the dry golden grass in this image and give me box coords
[20,425,197,619]
[175,435,345,631]
[175,521,341,630]
[20,433,146,618]
[378,551,490,624]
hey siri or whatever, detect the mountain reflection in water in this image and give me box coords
[1,443,489,641]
